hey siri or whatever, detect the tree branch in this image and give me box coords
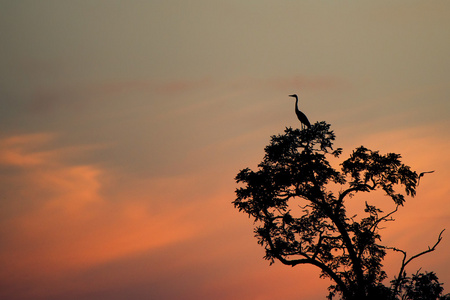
[369,205,399,233]
[336,182,376,209]
[275,250,351,299]
[390,229,445,299]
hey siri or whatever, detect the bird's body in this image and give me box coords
[289,94,311,129]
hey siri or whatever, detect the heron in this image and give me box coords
[289,94,311,129]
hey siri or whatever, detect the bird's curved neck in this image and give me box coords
[294,96,299,111]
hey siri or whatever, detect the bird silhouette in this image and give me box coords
[289,94,311,129]
[418,170,434,185]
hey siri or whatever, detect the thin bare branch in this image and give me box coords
[369,205,399,232]
[390,229,445,298]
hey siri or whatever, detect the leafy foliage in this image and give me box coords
[397,271,444,300]
[234,122,445,300]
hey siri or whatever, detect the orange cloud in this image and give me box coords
[0,134,200,298]
[0,133,55,166]
[1,122,448,300]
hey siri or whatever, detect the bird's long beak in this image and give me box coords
[288,94,295,97]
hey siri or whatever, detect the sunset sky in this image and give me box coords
[1,1,450,299]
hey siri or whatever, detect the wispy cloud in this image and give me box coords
[228,75,351,92]
[26,74,347,115]
[0,134,200,298]
[0,133,55,166]
[0,131,331,300]
[27,78,213,114]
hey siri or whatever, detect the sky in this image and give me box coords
[1,1,449,299]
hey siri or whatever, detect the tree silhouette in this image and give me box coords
[233,122,447,300]
[397,271,447,300]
